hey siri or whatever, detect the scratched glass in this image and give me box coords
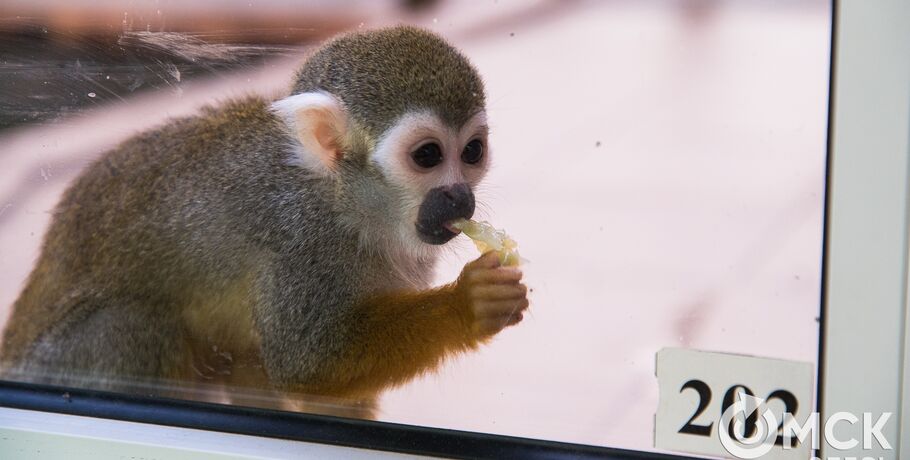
[0,0,831,454]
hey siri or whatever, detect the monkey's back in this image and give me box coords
[0,97,358,379]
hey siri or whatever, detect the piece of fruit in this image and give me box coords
[451,219,521,266]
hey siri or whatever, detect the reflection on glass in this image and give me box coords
[0,0,830,454]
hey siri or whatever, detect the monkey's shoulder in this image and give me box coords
[100,96,283,171]
[50,96,298,239]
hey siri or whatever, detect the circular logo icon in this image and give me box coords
[718,392,778,459]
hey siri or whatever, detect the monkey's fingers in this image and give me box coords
[470,284,527,301]
[466,250,502,269]
[474,298,530,318]
[473,311,524,336]
[466,267,523,285]
[506,311,524,326]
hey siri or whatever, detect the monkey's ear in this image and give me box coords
[271,92,348,175]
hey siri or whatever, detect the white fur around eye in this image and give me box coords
[371,111,446,186]
[455,112,490,184]
[372,110,490,194]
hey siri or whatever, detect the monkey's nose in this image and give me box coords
[415,183,475,244]
[441,183,472,209]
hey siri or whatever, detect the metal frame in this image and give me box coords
[820,0,910,458]
[0,406,410,460]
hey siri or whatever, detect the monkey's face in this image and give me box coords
[372,111,490,246]
[271,92,489,253]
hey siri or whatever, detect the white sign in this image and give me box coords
[654,348,814,460]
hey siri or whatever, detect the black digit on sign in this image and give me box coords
[678,379,713,436]
[721,385,757,440]
[767,389,799,447]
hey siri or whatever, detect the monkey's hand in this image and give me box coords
[455,251,529,339]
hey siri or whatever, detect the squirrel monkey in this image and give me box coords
[0,26,528,418]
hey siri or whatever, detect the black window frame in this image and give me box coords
[0,380,697,459]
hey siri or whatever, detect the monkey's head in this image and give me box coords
[272,26,489,256]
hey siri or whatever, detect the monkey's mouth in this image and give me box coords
[416,220,463,245]
[415,183,475,245]
[442,221,462,234]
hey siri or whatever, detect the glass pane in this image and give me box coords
[0,0,830,455]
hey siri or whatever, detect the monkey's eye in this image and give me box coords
[411,143,443,169]
[461,139,484,165]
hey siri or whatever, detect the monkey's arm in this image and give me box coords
[257,252,527,399]
[337,284,479,393]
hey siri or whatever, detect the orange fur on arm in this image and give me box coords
[317,283,481,398]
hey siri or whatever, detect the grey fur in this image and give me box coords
[293,26,486,141]
[0,26,487,410]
